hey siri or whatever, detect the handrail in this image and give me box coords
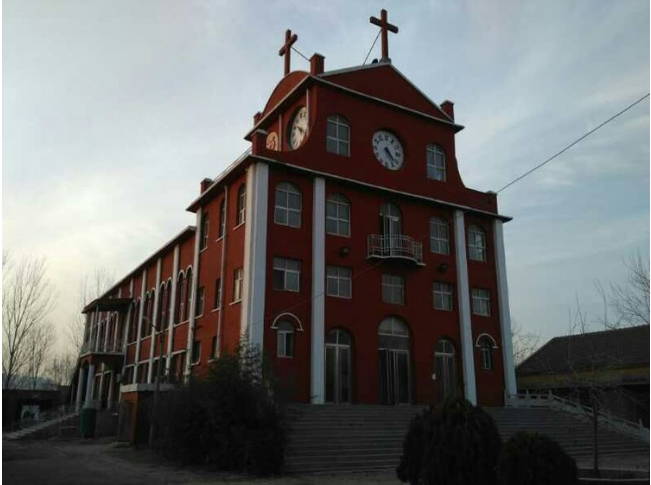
[80,337,125,355]
[367,234,424,265]
[5,404,78,433]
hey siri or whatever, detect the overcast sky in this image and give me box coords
[4,0,649,354]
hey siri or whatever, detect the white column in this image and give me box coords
[493,219,517,398]
[76,367,86,410]
[453,210,477,405]
[148,258,162,383]
[84,364,96,407]
[107,371,115,407]
[93,311,100,351]
[122,279,135,373]
[166,245,180,375]
[242,163,269,349]
[103,314,111,352]
[185,210,202,378]
[310,177,326,404]
[98,368,106,405]
[133,269,147,384]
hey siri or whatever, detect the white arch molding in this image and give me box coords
[475,333,498,348]
[271,313,304,331]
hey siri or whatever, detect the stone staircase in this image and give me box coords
[3,411,80,441]
[284,404,649,474]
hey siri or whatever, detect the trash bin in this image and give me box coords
[79,408,97,438]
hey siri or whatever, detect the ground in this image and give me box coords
[2,439,398,485]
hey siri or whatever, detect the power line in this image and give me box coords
[291,46,310,63]
[363,30,381,65]
[496,93,650,194]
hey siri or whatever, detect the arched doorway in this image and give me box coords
[325,329,352,404]
[435,339,457,402]
[378,317,411,405]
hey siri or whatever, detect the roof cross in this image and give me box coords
[278,29,298,76]
[369,9,399,62]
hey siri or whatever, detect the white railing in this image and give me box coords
[367,234,424,265]
[80,337,125,356]
[506,391,649,442]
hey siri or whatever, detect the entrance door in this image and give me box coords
[378,317,411,405]
[325,329,352,404]
[435,339,457,402]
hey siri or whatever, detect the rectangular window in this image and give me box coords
[433,282,453,311]
[277,329,295,358]
[325,195,351,237]
[233,268,243,302]
[195,286,205,316]
[382,274,405,305]
[192,340,201,364]
[273,258,301,292]
[326,265,352,298]
[199,212,209,250]
[326,115,350,156]
[210,336,217,359]
[426,144,446,181]
[471,288,491,316]
[169,352,186,383]
[218,200,226,238]
[213,278,222,309]
[236,185,246,226]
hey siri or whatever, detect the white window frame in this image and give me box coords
[200,212,209,250]
[426,144,446,181]
[273,258,301,292]
[195,286,205,317]
[479,339,493,370]
[274,182,302,228]
[233,268,243,302]
[326,114,350,156]
[433,282,453,311]
[429,217,450,255]
[236,184,246,226]
[468,225,487,262]
[326,265,352,299]
[382,274,405,305]
[276,321,295,358]
[326,194,351,237]
[471,288,491,316]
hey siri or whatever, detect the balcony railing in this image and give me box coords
[367,234,424,266]
[80,337,125,356]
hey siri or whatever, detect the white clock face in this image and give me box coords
[372,130,404,170]
[289,106,308,149]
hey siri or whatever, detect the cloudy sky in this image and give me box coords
[4,0,649,354]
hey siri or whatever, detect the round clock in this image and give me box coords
[372,130,404,170]
[266,132,279,151]
[288,106,308,149]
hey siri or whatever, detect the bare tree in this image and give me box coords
[511,321,540,365]
[25,322,56,390]
[2,256,56,389]
[47,352,78,386]
[610,252,649,326]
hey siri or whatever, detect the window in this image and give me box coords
[218,199,226,238]
[471,288,491,316]
[433,282,453,311]
[426,144,446,181]
[184,268,193,321]
[159,282,170,331]
[478,336,494,370]
[169,352,185,383]
[213,278,222,309]
[382,274,404,305]
[129,301,139,342]
[326,194,351,237]
[274,182,302,228]
[273,258,301,292]
[199,212,209,250]
[326,114,350,156]
[236,184,246,226]
[195,286,205,317]
[326,266,352,298]
[380,202,401,236]
[468,225,487,262]
[276,321,295,358]
[191,340,201,364]
[142,293,153,337]
[430,217,450,254]
[174,273,184,324]
[210,336,218,359]
[233,268,243,302]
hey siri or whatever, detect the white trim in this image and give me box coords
[165,245,180,375]
[493,219,517,396]
[75,367,86,410]
[84,363,96,407]
[216,185,229,358]
[453,210,477,405]
[475,333,498,349]
[185,209,202,379]
[311,177,326,404]
[271,312,304,331]
[147,258,162,383]
[133,269,147,384]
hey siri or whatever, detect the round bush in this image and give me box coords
[397,398,502,485]
[497,431,578,485]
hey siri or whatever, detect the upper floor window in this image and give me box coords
[276,320,295,358]
[200,212,209,250]
[191,340,201,365]
[218,199,226,238]
[274,182,302,228]
[236,184,246,226]
[430,217,450,255]
[326,265,352,299]
[433,282,453,311]
[142,292,153,337]
[326,114,350,156]
[426,144,446,181]
[326,194,351,237]
[471,288,491,316]
[382,274,405,305]
[213,278,222,310]
[468,225,487,262]
[233,268,243,303]
[174,273,184,324]
[195,286,205,317]
[273,258,301,292]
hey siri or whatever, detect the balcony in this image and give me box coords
[80,337,125,357]
[367,234,425,266]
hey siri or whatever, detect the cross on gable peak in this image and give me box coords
[369,8,399,63]
[278,29,298,76]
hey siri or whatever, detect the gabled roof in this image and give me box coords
[517,325,650,376]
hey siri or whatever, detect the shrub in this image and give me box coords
[152,339,287,475]
[397,397,502,485]
[497,431,577,485]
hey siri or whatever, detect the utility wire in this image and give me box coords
[496,93,650,193]
[363,30,382,65]
[291,46,310,63]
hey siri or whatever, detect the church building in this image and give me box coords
[73,10,517,425]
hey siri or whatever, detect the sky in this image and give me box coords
[4,0,650,355]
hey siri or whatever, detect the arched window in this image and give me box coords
[476,335,495,371]
[426,144,446,181]
[274,182,302,228]
[326,194,351,237]
[129,300,140,342]
[468,225,487,262]
[435,339,457,400]
[236,184,246,226]
[430,217,450,254]
[175,273,185,324]
[325,328,352,404]
[379,202,402,237]
[326,114,350,156]
[378,317,411,405]
[378,316,409,350]
[276,320,295,358]
[142,292,152,338]
[184,268,193,322]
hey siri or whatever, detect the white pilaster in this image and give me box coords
[107,371,115,406]
[148,258,162,383]
[76,367,86,410]
[241,163,269,349]
[310,177,326,404]
[103,315,110,352]
[113,288,122,351]
[84,364,96,407]
[185,210,202,378]
[133,269,147,384]
[166,245,180,375]
[493,219,518,397]
[453,210,477,405]
[98,369,106,404]
[93,311,101,351]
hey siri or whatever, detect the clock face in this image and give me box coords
[289,106,308,149]
[372,130,404,170]
[266,132,279,151]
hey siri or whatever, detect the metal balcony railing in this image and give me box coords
[80,337,125,356]
[367,234,424,265]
